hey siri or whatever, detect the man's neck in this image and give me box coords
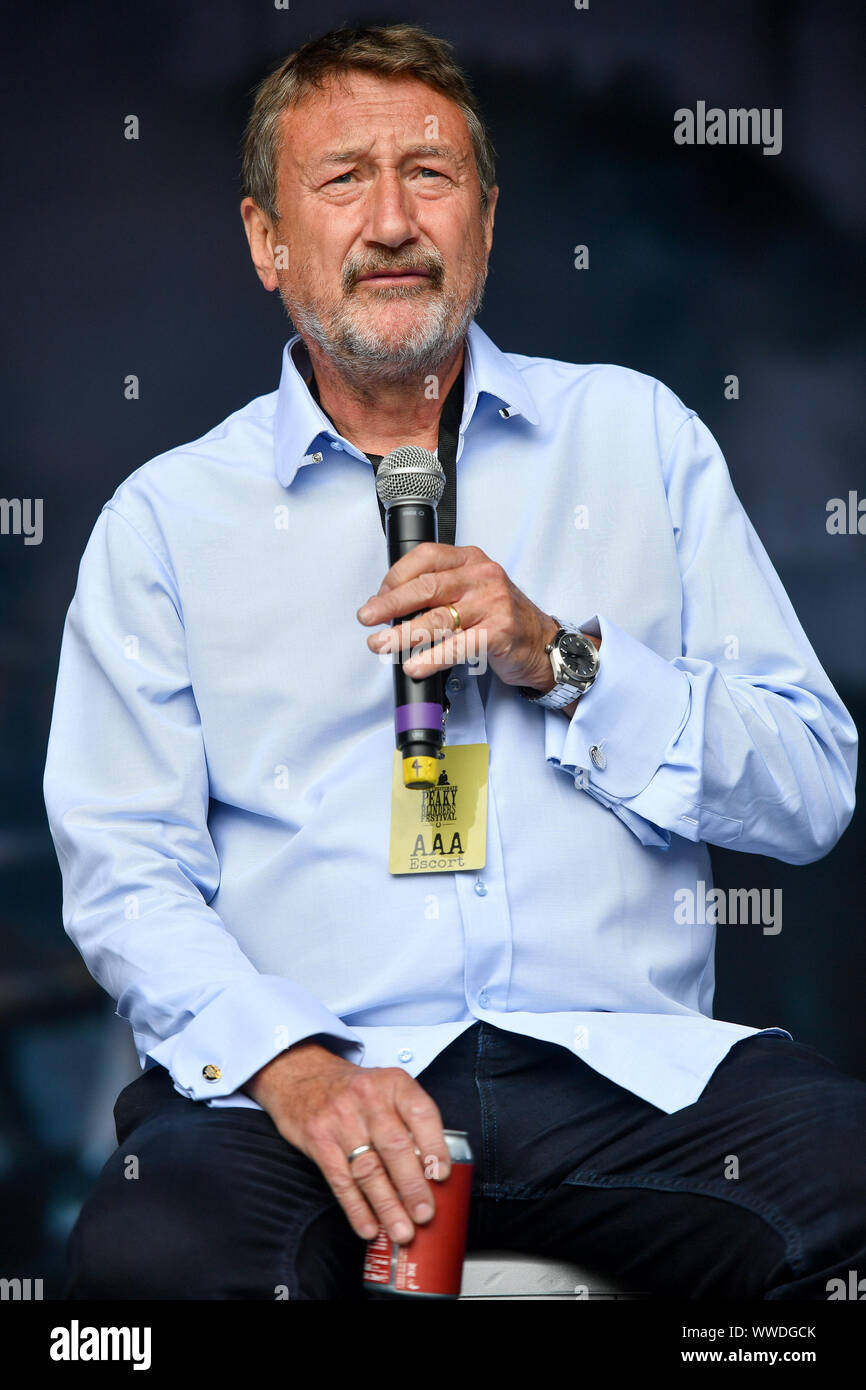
[302,340,465,456]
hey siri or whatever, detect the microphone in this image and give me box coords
[375,445,448,790]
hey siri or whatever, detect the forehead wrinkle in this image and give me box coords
[401,143,466,166]
[280,76,475,176]
[310,141,466,170]
[316,146,374,167]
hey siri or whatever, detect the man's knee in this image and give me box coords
[64,1108,362,1300]
[66,1182,198,1299]
[65,1125,230,1298]
[764,1066,866,1298]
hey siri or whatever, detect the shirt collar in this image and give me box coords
[273,318,540,488]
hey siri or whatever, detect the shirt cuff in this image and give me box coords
[544,614,690,799]
[145,974,365,1101]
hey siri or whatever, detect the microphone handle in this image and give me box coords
[386,502,446,786]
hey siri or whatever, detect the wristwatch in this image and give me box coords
[518,617,600,710]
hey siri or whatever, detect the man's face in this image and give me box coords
[257,71,497,381]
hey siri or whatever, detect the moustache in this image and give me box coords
[343,255,446,292]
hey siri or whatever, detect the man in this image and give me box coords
[44,24,863,1300]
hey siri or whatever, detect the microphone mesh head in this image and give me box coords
[375,445,446,509]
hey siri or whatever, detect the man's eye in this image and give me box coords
[329,172,354,185]
[419,167,446,179]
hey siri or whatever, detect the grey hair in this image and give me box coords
[241,23,496,223]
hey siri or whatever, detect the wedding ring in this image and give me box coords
[447,605,462,631]
[346,1143,374,1164]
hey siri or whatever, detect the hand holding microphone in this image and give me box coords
[359,453,602,771]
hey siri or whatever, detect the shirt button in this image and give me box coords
[589,745,606,770]
[202,1064,222,1082]
[499,407,510,418]
[478,990,490,1007]
[447,675,462,692]
[474,880,488,896]
[310,451,323,463]
[398,1049,413,1063]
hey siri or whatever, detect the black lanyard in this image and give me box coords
[307,363,468,725]
[308,364,464,546]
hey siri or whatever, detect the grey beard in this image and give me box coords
[280,268,487,386]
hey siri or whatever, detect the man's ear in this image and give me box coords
[240,197,280,292]
[483,185,499,251]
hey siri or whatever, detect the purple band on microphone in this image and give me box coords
[395,702,443,735]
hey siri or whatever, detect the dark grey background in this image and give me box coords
[0,0,863,1291]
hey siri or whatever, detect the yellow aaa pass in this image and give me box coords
[389,743,489,874]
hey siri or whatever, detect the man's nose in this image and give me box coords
[363,169,419,248]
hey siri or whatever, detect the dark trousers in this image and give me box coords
[65,1024,866,1300]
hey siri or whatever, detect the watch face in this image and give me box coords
[559,632,598,680]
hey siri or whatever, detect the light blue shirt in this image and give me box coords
[43,321,857,1115]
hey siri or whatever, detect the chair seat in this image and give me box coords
[459,1250,643,1300]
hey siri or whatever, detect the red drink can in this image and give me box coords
[362,1130,474,1299]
